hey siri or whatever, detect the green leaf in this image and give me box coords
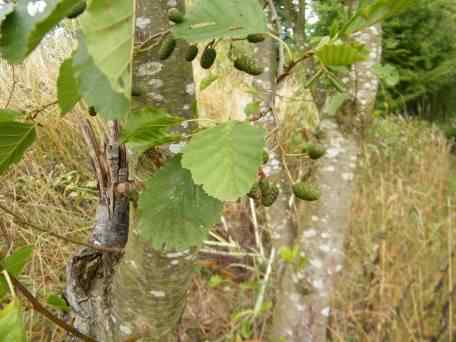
[372,63,399,87]
[0,298,27,342]
[316,42,368,66]
[244,101,261,117]
[172,0,268,43]
[323,93,350,116]
[47,294,70,313]
[138,156,223,251]
[80,0,134,96]
[200,74,219,92]
[121,107,183,153]
[182,121,266,201]
[1,246,33,277]
[0,0,79,63]
[72,36,129,120]
[344,0,416,34]
[0,110,23,122]
[0,2,14,30]
[0,121,36,174]
[57,58,81,115]
[0,278,7,300]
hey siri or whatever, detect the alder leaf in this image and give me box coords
[138,155,223,251]
[72,36,129,120]
[0,298,26,342]
[182,121,266,201]
[47,294,70,312]
[0,2,14,30]
[0,246,33,277]
[0,0,79,63]
[121,107,183,153]
[57,58,81,115]
[80,0,134,96]
[344,0,415,34]
[316,42,368,66]
[172,0,268,43]
[0,121,36,174]
[0,110,23,122]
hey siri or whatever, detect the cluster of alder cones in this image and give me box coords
[159,8,265,76]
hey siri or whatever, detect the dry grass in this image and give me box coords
[0,32,97,341]
[331,117,456,341]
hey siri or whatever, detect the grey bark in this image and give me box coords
[66,1,196,341]
[269,4,382,341]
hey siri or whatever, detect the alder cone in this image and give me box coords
[292,182,320,201]
[159,36,177,60]
[168,8,185,23]
[262,150,269,164]
[67,1,86,19]
[234,56,264,76]
[247,182,261,201]
[88,106,97,117]
[185,45,199,62]
[201,48,217,69]
[247,33,266,43]
[305,144,326,160]
[259,180,279,207]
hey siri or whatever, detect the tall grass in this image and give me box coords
[331,117,455,341]
[0,31,97,341]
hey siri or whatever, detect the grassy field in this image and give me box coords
[1,38,455,341]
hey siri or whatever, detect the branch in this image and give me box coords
[5,64,16,109]
[0,203,122,253]
[10,276,97,342]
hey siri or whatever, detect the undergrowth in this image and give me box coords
[331,117,455,341]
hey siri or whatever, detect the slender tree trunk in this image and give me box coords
[66,1,196,341]
[270,3,383,341]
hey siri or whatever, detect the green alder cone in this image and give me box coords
[247,182,261,201]
[259,180,279,207]
[159,36,177,60]
[67,1,87,19]
[304,143,326,160]
[200,47,217,69]
[262,150,269,164]
[292,182,321,201]
[131,85,143,97]
[234,55,264,76]
[168,8,185,23]
[247,33,266,43]
[88,106,97,117]
[185,45,199,62]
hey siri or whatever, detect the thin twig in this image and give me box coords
[30,100,59,120]
[5,64,16,109]
[10,276,97,342]
[254,248,276,317]
[249,199,265,259]
[0,203,122,253]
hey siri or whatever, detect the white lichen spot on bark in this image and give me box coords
[303,229,318,238]
[321,307,330,317]
[27,0,47,17]
[120,324,133,336]
[150,290,166,298]
[149,79,164,89]
[137,62,163,77]
[136,17,152,30]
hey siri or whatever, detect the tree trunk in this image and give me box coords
[65,1,196,341]
[269,5,382,341]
